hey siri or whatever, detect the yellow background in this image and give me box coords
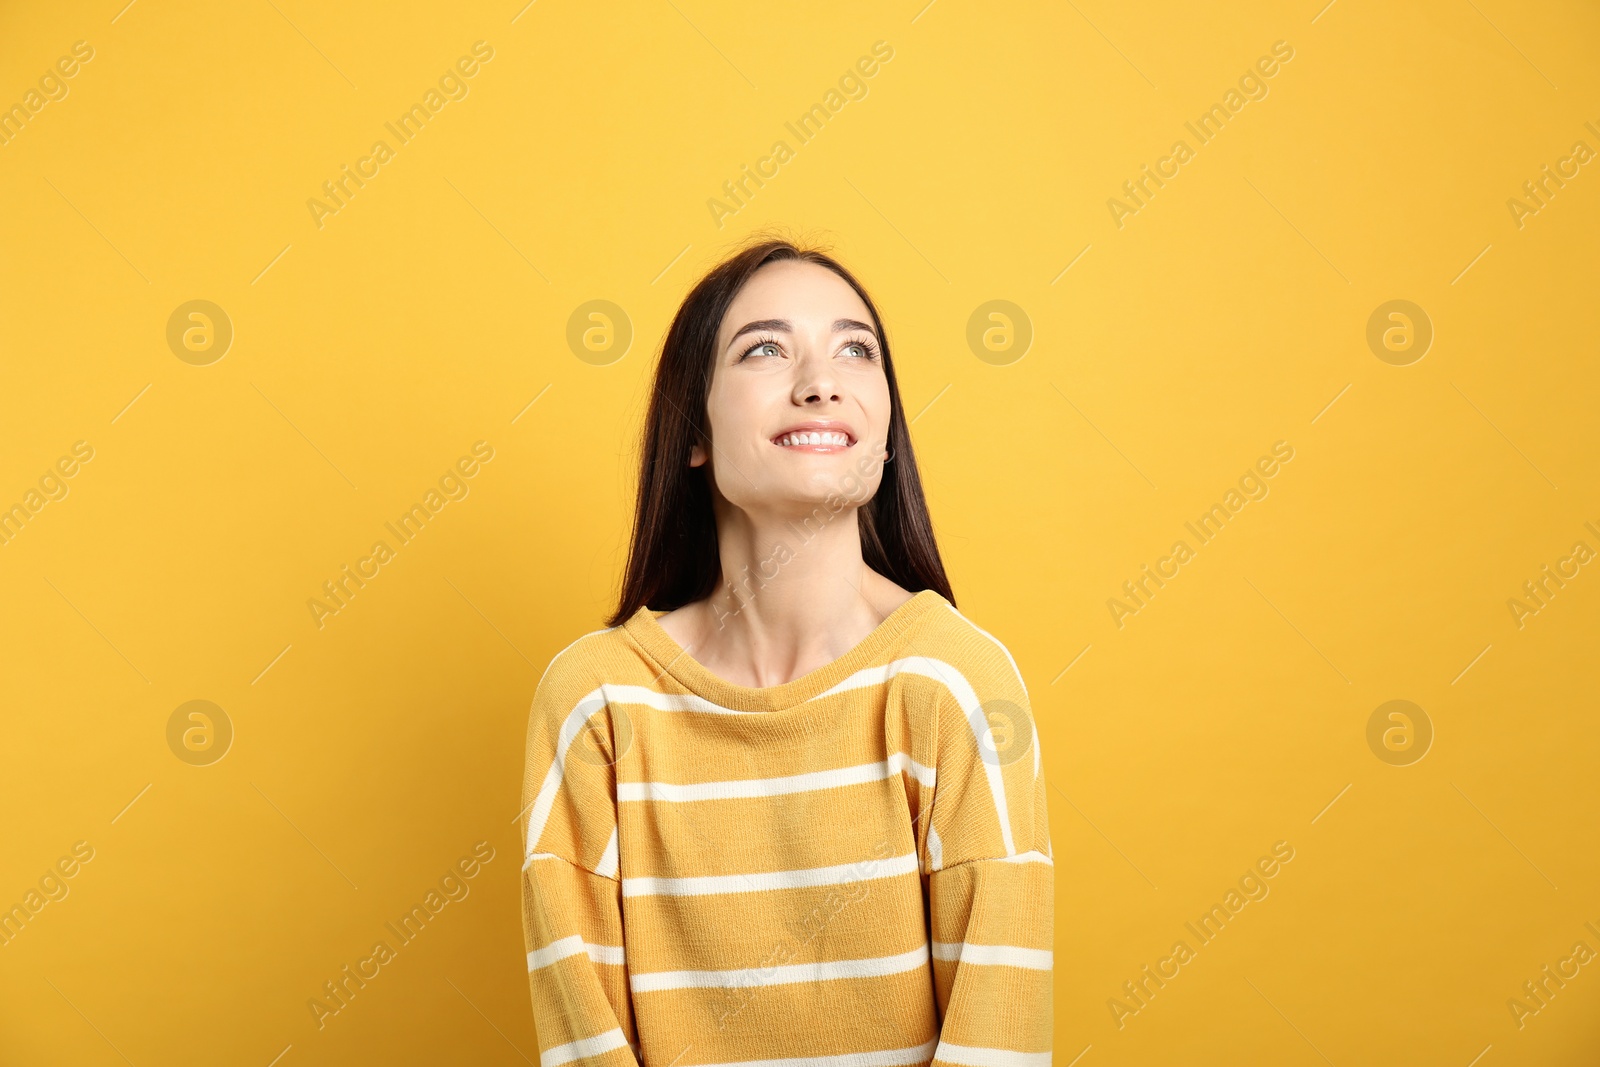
[2,0,1598,1063]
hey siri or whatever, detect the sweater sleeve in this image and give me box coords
[520,649,641,1066]
[922,634,1054,1063]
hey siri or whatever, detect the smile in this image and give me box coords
[771,431,853,451]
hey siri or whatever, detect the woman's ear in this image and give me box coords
[688,440,707,467]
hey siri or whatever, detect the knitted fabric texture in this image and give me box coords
[519,589,1054,1066]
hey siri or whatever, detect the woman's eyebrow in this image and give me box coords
[726,318,879,349]
[726,318,789,347]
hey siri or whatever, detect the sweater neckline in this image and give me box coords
[623,589,943,713]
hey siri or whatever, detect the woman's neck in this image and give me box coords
[659,502,914,688]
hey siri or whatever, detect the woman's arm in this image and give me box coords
[521,654,640,1065]
[927,853,1054,1062]
[922,637,1055,1062]
[522,853,638,1064]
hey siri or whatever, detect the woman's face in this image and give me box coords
[691,259,892,516]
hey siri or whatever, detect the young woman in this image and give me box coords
[519,236,1054,1066]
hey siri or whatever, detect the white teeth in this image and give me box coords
[776,431,849,447]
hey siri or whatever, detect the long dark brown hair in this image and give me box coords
[607,233,955,627]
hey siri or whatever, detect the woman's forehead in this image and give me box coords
[719,261,870,333]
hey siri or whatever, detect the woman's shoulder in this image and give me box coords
[532,620,635,702]
[900,589,974,642]
[907,596,1028,693]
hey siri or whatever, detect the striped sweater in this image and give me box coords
[519,589,1054,1067]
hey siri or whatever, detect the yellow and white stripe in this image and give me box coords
[519,591,1054,1066]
